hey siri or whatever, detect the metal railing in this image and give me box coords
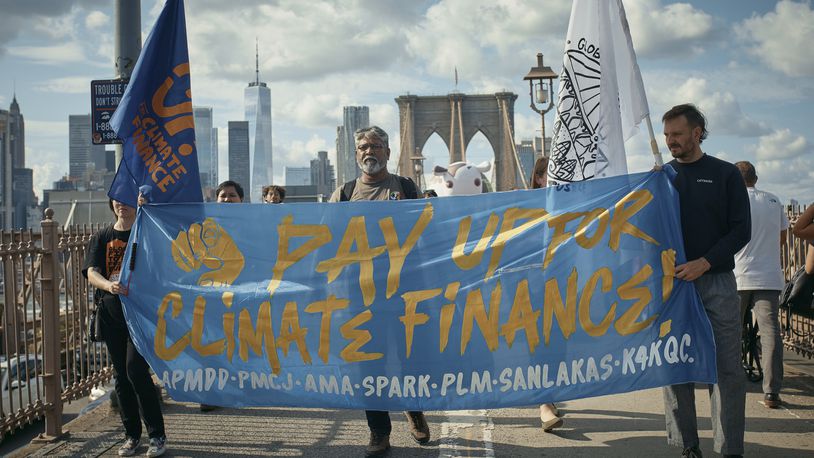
[0,209,112,440]
[0,204,812,440]
[782,204,813,357]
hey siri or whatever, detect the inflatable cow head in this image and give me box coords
[432,161,491,196]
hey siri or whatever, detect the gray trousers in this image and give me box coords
[739,289,784,395]
[663,271,746,455]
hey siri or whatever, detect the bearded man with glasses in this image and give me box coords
[329,126,427,456]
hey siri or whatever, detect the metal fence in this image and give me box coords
[782,204,814,357]
[0,209,112,440]
[0,204,812,440]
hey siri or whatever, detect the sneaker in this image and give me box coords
[117,437,140,457]
[682,446,703,458]
[146,436,166,457]
[404,411,430,444]
[365,431,390,457]
[764,393,781,409]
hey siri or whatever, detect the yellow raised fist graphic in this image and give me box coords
[171,218,244,287]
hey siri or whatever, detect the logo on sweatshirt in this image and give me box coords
[696,178,713,184]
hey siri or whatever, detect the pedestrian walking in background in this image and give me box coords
[733,161,788,409]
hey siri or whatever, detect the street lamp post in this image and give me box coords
[523,53,558,159]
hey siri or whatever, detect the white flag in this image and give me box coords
[549,0,649,183]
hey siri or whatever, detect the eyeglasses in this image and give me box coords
[357,143,385,152]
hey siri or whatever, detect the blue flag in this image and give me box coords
[108,0,202,207]
[117,171,717,410]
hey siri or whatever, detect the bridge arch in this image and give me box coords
[395,92,521,191]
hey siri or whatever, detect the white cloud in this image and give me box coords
[369,104,398,135]
[25,120,69,139]
[34,76,93,94]
[754,156,814,202]
[749,128,809,161]
[513,112,546,142]
[736,0,814,77]
[278,92,346,129]
[406,0,570,82]
[0,1,76,55]
[32,13,79,40]
[277,135,332,184]
[184,1,417,84]
[24,120,70,196]
[649,77,770,138]
[7,42,85,65]
[84,10,109,30]
[31,160,64,201]
[625,0,715,58]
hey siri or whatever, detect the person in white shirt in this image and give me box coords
[733,161,788,409]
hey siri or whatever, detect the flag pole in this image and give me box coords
[645,116,663,167]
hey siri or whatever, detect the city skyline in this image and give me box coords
[0,0,812,204]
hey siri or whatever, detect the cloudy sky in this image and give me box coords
[1,0,812,203]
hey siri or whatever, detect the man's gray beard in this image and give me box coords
[358,158,384,175]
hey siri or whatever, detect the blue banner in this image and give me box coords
[108,0,202,207]
[119,171,716,410]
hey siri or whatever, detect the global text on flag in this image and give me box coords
[549,0,650,184]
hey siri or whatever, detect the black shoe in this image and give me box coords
[764,393,781,408]
[366,431,390,457]
[404,411,430,444]
[682,446,703,458]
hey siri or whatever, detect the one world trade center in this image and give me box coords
[245,43,272,202]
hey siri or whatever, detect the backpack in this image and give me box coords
[779,265,814,316]
[339,176,419,201]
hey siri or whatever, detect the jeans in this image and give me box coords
[663,271,745,455]
[739,289,783,395]
[99,296,165,440]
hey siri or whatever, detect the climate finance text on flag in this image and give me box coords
[116,171,717,410]
[549,0,650,184]
[108,0,202,207]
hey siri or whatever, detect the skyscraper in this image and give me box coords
[516,139,535,185]
[211,127,219,185]
[193,106,217,190]
[285,166,311,186]
[228,121,250,194]
[12,168,35,228]
[335,106,369,185]
[8,95,24,169]
[310,150,335,196]
[1,96,33,229]
[0,108,11,229]
[69,114,105,181]
[244,43,272,202]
